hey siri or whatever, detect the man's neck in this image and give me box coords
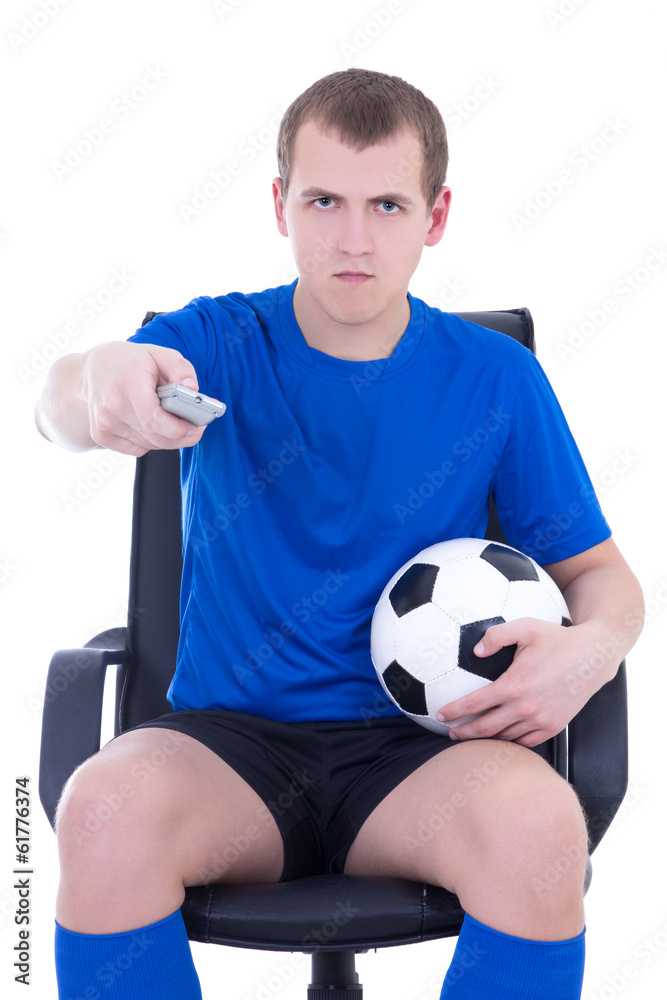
[292,281,411,362]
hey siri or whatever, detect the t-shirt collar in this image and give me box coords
[277,279,424,378]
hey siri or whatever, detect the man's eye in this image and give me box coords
[379,201,400,214]
[315,197,334,208]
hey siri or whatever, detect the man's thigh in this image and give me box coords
[60,726,285,887]
[343,738,576,889]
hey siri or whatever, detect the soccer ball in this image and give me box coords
[370,537,571,734]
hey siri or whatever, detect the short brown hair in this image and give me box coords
[277,69,448,212]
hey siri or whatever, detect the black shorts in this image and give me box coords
[130,710,457,881]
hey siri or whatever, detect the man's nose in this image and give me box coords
[336,208,373,257]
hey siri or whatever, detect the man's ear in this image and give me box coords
[424,186,452,247]
[272,177,289,237]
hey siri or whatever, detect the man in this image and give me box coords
[36,69,643,999]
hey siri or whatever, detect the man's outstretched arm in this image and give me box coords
[437,536,644,747]
[35,341,205,455]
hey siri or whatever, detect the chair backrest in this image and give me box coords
[116,308,545,739]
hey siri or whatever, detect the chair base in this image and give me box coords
[308,989,362,1000]
[308,950,363,999]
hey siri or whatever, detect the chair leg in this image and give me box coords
[307,950,363,1000]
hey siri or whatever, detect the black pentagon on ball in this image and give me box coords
[459,617,517,682]
[389,562,440,617]
[480,542,539,583]
[382,660,428,715]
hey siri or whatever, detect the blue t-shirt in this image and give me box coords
[128,280,611,722]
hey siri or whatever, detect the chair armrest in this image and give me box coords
[39,629,130,829]
[567,661,628,853]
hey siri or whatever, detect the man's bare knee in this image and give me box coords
[56,751,168,870]
[445,744,588,893]
[56,727,284,886]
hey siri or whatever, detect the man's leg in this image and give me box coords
[344,739,587,998]
[54,726,284,997]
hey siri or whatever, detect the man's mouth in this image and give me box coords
[334,271,373,283]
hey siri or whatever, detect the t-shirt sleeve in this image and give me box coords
[126,297,223,392]
[491,351,611,564]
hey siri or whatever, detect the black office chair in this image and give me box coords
[39,307,628,999]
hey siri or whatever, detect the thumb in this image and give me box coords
[152,347,200,392]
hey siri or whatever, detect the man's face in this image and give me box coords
[273,121,450,337]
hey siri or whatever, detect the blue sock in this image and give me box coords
[440,914,585,999]
[55,908,202,999]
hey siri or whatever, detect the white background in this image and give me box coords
[2,0,666,997]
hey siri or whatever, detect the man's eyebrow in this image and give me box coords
[297,186,416,207]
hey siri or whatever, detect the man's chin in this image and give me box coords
[318,286,386,327]
[319,303,384,329]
